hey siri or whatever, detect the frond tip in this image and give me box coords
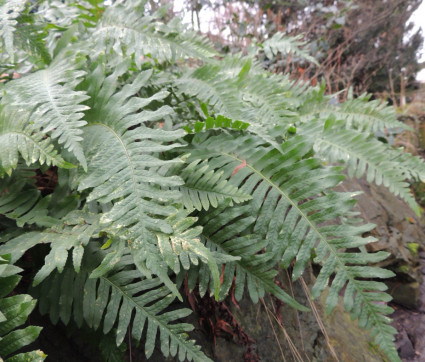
[3,56,90,170]
[260,33,318,65]
[0,106,73,176]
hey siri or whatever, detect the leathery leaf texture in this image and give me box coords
[0,0,420,360]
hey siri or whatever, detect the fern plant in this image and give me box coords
[0,0,422,361]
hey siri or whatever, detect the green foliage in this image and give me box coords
[0,0,27,60]
[92,0,216,66]
[34,246,212,361]
[260,32,318,65]
[0,255,45,361]
[1,1,423,361]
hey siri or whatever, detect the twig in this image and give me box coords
[260,298,287,362]
[299,277,339,362]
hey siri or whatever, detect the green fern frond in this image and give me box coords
[191,203,308,311]
[0,169,58,227]
[157,211,221,299]
[3,56,90,169]
[14,14,51,65]
[36,246,213,362]
[302,120,422,214]
[186,131,398,358]
[78,68,194,297]
[0,0,27,60]
[0,106,72,176]
[298,90,409,133]
[93,1,216,66]
[238,72,299,125]
[176,57,307,128]
[0,255,44,361]
[177,64,242,120]
[168,155,252,212]
[79,67,184,234]
[0,210,101,280]
[260,33,318,65]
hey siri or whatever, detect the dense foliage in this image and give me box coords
[1,1,425,361]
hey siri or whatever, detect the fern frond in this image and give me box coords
[187,131,398,358]
[3,55,90,169]
[157,211,221,299]
[36,246,213,362]
[302,120,423,214]
[0,106,71,176]
[14,15,51,65]
[0,255,44,360]
[0,0,27,60]
[176,57,307,128]
[298,91,409,133]
[191,203,308,311]
[93,1,216,66]
[0,169,58,227]
[0,210,101,281]
[78,68,195,297]
[176,64,242,120]
[260,33,318,65]
[238,72,299,125]
[168,155,251,212]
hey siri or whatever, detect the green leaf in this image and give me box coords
[5,350,46,362]
[0,326,42,358]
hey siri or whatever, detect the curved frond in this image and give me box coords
[191,203,307,311]
[168,155,252,212]
[3,56,90,169]
[176,57,307,128]
[14,16,51,65]
[260,32,318,65]
[35,247,212,362]
[302,120,424,214]
[0,169,58,227]
[77,68,200,297]
[298,91,409,133]
[0,107,71,176]
[0,210,101,280]
[186,131,397,357]
[176,64,242,120]
[156,211,221,298]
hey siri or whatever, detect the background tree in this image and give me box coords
[186,0,424,100]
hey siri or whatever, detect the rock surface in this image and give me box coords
[337,177,425,308]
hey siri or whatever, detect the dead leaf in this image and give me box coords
[231,159,247,177]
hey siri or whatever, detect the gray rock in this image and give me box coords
[396,330,415,359]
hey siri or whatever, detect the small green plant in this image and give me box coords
[407,242,419,255]
[1,1,425,361]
